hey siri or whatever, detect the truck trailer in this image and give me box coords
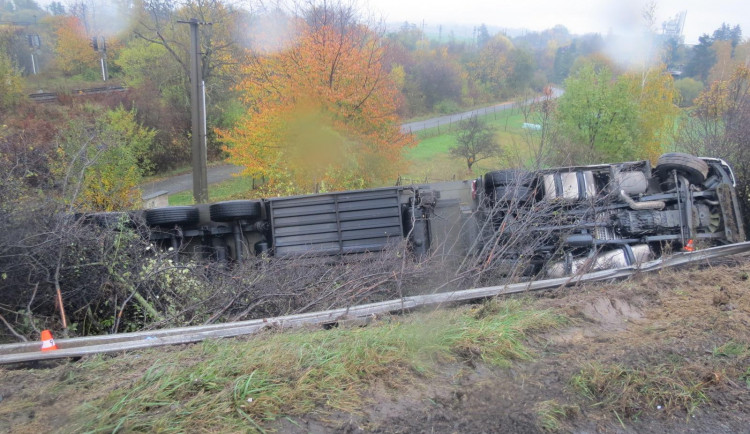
[134,153,744,278]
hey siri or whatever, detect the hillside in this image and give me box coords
[1,259,749,433]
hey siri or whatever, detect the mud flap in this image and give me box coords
[717,183,746,243]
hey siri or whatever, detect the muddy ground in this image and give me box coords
[2,258,750,433]
[275,259,750,433]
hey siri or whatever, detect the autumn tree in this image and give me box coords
[50,15,99,76]
[706,40,734,84]
[56,107,155,211]
[450,115,501,171]
[625,65,679,162]
[220,8,413,192]
[127,0,250,166]
[0,31,23,112]
[555,63,639,162]
[679,66,750,230]
[470,34,514,99]
[555,61,677,163]
[413,47,463,112]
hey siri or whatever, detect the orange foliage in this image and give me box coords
[48,16,99,76]
[219,21,414,192]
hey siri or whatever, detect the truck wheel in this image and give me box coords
[655,153,709,186]
[84,212,131,228]
[210,200,262,222]
[145,206,199,227]
[485,170,534,203]
[484,169,532,188]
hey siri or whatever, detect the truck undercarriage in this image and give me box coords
[91,153,745,279]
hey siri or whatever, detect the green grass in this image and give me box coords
[403,99,519,124]
[571,362,710,420]
[401,110,536,181]
[535,399,580,432]
[712,341,749,358]
[69,299,563,432]
[166,108,533,201]
[169,175,259,205]
[24,73,125,93]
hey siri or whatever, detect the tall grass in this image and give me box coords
[72,299,563,432]
[571,362,711,419]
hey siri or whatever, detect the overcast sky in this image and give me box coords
[367,0,749,45]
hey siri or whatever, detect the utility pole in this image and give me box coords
[178,18,209,203]
[27,34,40,75]
[91,36,108,81]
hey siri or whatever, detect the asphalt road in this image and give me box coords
[401,88,562,133]
[401,101,516,133]
[141,164,244,197]
[143,91,562,197]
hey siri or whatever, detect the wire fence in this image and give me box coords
[407,103,523,139]
[395,174,467,185]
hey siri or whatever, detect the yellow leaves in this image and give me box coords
[48,16,99,76]
[694,80,730,121]
[694,65,750,124]
[0,47,23,111]
[623,65,679,162]
[79,164,142,212]
[389,64,406,91]
[220,21,414,194]
[471,34,515,97]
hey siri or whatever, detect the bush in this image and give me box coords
[674,78,704,107]
[434,99,461,114]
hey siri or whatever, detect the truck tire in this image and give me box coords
[655,153,709,186]
[209,200,262,222]
[485,170,534,203]
[84,212,131,228]
[145,206,199,227]
[484,169,532,188]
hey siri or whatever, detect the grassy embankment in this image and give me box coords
[1,299,563,432]
[167,109,530,205]
[4,262,750,432]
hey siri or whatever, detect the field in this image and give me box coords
[167,108,533,205]
[2,259,749,433]
[401,110,532,183]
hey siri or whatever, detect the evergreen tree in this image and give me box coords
[684,34,715,82]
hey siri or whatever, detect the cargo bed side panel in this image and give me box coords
[268,188,406,256]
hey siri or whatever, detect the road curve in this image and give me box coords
[141,164,244,197]
[401,87,563,133]
[401,101,515,133]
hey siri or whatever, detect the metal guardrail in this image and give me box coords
[2,241,750,365]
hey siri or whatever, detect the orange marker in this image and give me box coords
[40,329,58,351]
[683,239,695,252]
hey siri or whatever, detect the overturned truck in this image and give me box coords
[139,153,745,277]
